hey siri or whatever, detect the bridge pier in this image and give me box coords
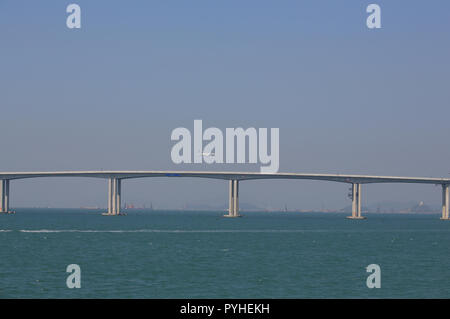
[0,180,13,214]
[441,184,449,220]
[224,180,241,217]
[347,183,365,219]
[103,178,123,216]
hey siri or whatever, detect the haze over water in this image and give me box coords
[0,209,449,298]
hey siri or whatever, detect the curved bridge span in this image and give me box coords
[0,171,449,219]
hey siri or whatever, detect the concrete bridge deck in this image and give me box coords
[0,171,449,219]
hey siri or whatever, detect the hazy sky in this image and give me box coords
[1,1,450,209]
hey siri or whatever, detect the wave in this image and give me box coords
[18,229,312,233]
[14,229,450,233]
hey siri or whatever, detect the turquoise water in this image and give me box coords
[0,209,449,298]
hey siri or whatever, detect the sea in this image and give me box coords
[0,209,449,298]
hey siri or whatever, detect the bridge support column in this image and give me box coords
[0,180,12,214]
[347,183,365,219]
[0,180,3,213]
[103,178,123,216]
[224,179,241,217]
[233,180,240,217]
[111,178,116,215]
[107,178,112,214]
[116,179,121,215]
[441,184,449,220]
[228,180,234,216]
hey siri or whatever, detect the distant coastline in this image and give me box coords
[7,206,441,215]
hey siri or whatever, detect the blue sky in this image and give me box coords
[1,1,449,209]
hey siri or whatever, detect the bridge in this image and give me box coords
[0,170,449,220]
